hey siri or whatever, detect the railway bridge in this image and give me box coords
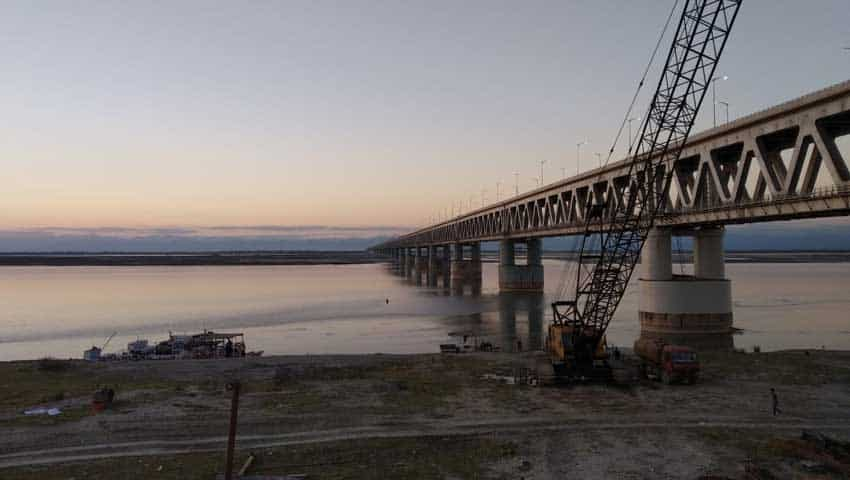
[372,80,850,340]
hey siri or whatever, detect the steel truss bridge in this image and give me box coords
[374,80,850,250]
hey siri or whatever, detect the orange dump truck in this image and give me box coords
[634,339,699,384]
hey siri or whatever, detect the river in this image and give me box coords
[0,260,848,361]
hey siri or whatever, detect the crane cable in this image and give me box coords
[554,0,682,302]
[601,0,681,169]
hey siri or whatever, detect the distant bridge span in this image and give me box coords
[374,80,850,250]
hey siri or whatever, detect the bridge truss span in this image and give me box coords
[375,80,850,249]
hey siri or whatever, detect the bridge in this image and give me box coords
[372,80,850,343]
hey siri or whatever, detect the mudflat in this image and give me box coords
[1,350,849,479]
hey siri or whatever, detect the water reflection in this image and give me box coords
[498,292,545,352]
[436,290,546,353]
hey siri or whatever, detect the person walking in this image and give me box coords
[770,388,781,416]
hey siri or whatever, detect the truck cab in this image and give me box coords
[661,346,699,384]
[634,338,700,384]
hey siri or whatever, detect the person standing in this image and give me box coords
[770,388,781,416]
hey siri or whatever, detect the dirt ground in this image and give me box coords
[1,349,850,479]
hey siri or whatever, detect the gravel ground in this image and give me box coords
[2,350,850,478]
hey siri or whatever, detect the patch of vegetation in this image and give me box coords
[2,435,518,480]
[0,360,177,412]
[36,357,72,372]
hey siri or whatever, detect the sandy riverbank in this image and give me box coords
[2,350,850,479]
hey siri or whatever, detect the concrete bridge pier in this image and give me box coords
[427,246,439,287]
[638,226,734,350]
[450,242,482,295]
[404,247,415,279]
[498,239,544,292]
[394,248,404,274]
[399,248,408,277]
[412,246,428,285]
[441,245,452,289]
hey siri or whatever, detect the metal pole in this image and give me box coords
[595,153,602,169]
[627,117,639,155]
[513,172,519,195]
[539,160,546,186]
[719,101,730,123]
[576,144,580,175]
[712,78,717,127]
[225,381,241,480]
[711,75,727,128]
[576,141,587,175]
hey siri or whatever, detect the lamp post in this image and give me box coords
[718,101,730,124]
[627,117,640,155]
[513,172,519,196]
[595,152,603,169]
[496,181,501,201]
[561,167,566,179]
[539,159,547,186]
[576,140,589,175]
[711,75,728,127]
[481,188,487,207]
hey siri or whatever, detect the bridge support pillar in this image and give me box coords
[405,247,415,279]
[413,247,428,285]
[394,248,403,274]
[427,246,439,287]
[498,239,544,292]
[638,227,733,350]
[441,245,452,289]
[450,242,482,295]
[399,248,408,277]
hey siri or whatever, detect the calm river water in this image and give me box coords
[1,260,848,361]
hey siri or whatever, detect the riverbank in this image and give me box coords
[2,350,850,478]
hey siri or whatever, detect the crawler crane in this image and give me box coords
[548,0,743,379]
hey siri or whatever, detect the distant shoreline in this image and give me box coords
[0,251,383,266]
[0,250,849,266]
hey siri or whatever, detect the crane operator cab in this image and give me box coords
[547,301,612,381]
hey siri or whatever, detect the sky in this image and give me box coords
[2,1,849,250]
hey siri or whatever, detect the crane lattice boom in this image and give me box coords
[554,0,743,349]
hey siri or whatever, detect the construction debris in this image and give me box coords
[23,407,61,416]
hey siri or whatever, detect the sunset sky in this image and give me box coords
[3,0,849,239]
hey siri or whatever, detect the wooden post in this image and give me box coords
[225,381,241,480]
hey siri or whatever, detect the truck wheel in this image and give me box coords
[662,371,671,385]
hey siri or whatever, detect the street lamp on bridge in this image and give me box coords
[595,152,603,169]
[711,74,729,127]
[576,140,589,175]
[513,172,519,196]
[718,101,730,124]
[539,159,547,186]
